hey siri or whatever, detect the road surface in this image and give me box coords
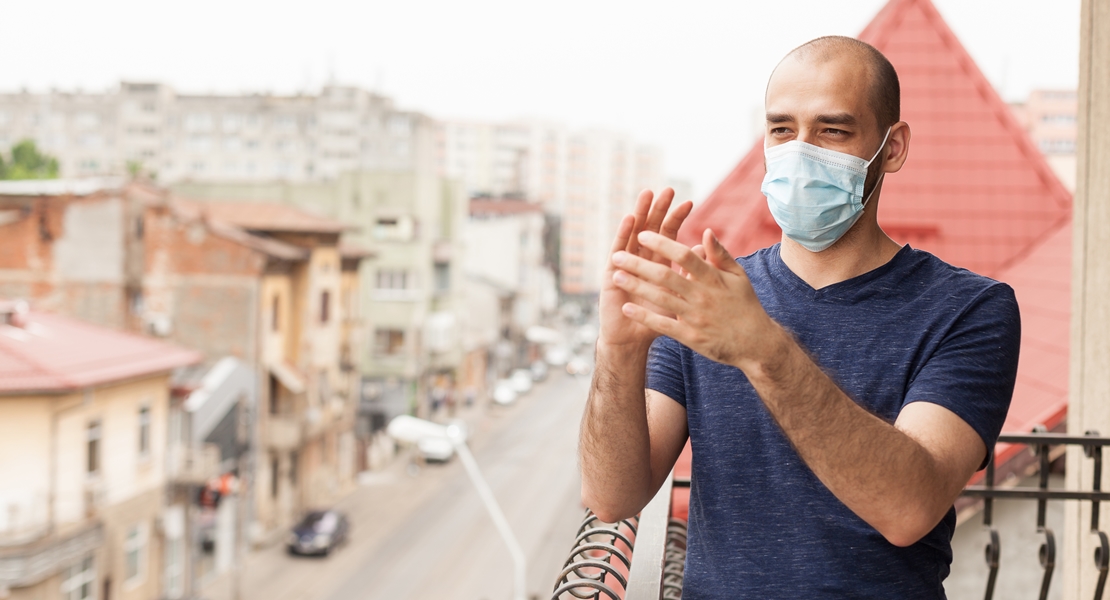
[204,370,592,600]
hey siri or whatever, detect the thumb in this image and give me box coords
[703,228,735,269]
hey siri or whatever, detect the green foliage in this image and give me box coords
[0,139,60,180]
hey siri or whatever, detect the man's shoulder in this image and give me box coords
[902,246,1015,302]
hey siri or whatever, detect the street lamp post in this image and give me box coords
[387,416,527,600]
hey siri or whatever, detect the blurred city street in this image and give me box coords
[202,371,591,600]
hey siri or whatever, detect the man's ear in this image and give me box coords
[883,121,911,174]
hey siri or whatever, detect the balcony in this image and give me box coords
[265,415,303,451]
[166,443,222,484]
[554,431,1110,600]
[0,522,103,590]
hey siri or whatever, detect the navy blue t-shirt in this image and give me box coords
[646,244,1020,599]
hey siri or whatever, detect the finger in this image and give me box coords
[703,229,738,271]
[609,214,635,257]
[691,244,707,260]
[621,302,685,339]
[612,270,688,315]
[613,250,692,296]
[642,188,675,237]
[636,231,712,280]
[627,189,654,256]
[659,200,694,241]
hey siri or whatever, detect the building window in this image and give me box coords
[320,290,330,324]
[138,406,151,458]
[124,523,147,584]
[376,270,413,291]
[372,216,415,241]
[270,455,279,499]
[271,295,280,332]
[434,263,450,293]
[61,554,96,600]
[87,421,101,475]
[165,537,184,599]
[374,329,406,356]
[269,375,280,415]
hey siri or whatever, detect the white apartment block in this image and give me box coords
[0,82,437,182]
[439,120,665,296]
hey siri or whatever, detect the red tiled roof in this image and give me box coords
[0,309,202,394]
[671,0,1073,512]
[176,199,353,234]
[469,198,544,217]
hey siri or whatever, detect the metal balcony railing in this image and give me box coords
[960,429,1110,600]
[552,474,685,600]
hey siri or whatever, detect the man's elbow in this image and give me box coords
[580,486,642,524]
[877,510,945,548]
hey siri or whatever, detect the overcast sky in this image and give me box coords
[1,0,1080,198]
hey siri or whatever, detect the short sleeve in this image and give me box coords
[903,283,1021,469]
[647,336,688,407]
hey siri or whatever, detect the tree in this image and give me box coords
[0,139,60,180]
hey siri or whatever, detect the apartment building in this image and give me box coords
[0,180,368,546]
[0,301,201,600]
[439,120,665,297]
[464,198,558,380]
[0,82,436,183]
[172,169,466,425]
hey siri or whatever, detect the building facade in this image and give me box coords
[1010,89,1079,192]
[0,302,200,600]
[0,180,367,550]
[438,119,666,297]
[0,83,436,184]
[171,169,467,426]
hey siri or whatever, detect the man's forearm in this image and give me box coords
[579,340,654,521]
[742,325,961,546]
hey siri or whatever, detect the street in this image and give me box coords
[204,371,591,600]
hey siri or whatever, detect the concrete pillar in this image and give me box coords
[1065,0,1110,598]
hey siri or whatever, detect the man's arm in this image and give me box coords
[578,188,693,523]
[611,228,994,546]
[580,344,689,523]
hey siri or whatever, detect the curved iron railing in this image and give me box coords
[661,518,687,599]
[551,510,639,600]
[960,429,1110,600]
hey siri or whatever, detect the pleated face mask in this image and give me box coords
[761,127,891,252]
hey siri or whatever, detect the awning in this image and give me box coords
[269,361,306,395]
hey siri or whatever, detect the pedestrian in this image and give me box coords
[578,36,1020,599]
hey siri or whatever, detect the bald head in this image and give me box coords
[774,36,900,130]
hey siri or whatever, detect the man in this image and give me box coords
[578,36,1020,598]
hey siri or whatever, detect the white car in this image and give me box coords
[566,356,592,376]
[417,436,454,462]
[544,346,571,366]
[492,379,518,405]
[510,369,533,394]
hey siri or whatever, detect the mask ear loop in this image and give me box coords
[862,127,894,208]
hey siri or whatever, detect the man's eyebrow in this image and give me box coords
[815,113,858,126]
[766,112,794,124]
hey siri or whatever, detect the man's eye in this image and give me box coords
[824,128,846,135]
[770,127,791,135]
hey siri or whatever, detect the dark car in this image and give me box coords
[286,510,349,556]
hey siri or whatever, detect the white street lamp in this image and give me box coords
[387,416,527,600]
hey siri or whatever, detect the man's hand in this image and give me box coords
[611,227,782,372]
[599,189,693,351]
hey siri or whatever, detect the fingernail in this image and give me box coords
[613,271,627,284]
[637,231,651,241]
[613,252,626,265]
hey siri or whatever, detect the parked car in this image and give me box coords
[417,436,454,462]
[510,369,534,394]
[566,356,592,376]
[492,379,518,405]
[544,345,571,367]
[287,510,349,556]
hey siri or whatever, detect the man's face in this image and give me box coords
[764,54,886,161]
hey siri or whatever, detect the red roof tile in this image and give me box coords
[469,198,544,217]
[0,309,202,394]
[175,199,353,234]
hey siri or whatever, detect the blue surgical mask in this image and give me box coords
[760,128,891,252]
